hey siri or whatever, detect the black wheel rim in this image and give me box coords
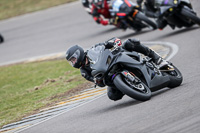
[124,78,149,94]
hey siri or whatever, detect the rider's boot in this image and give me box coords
[107,86,124,101]
[156,57,168,68]
[156,57,173,70]
[148,50,172,69]
[122,38,172,69]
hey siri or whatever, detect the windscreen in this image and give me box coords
[87,45,104,64]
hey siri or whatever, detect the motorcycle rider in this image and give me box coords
[66,37,169,101]
[137,0,168,29]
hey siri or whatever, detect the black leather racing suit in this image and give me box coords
[80,39,161,101]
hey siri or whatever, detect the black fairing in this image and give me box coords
[90,48,112,77]
[112,52,170,91]
[157,0,194,28]
[88,46,170,91]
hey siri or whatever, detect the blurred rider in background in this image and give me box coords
[137,0,168,29]
[81,0,128,30]
[66,37,169,101]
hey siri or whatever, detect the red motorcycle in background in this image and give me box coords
[110,0,157,31]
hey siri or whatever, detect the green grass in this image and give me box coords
[0,0,86,128]
[0,59,91,128]
[0,0,77,20]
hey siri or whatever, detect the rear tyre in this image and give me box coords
[113,74,151,101]
[180,7,200,25]
[166,65,183,88]
[135,12,157,30]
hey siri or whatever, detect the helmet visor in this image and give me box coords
[68,49,80,66]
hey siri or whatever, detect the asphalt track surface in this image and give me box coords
[0,0,200,132]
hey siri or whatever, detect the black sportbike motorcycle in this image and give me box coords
[87,44,182,101]
[155,0,200,29]
[110,0,157,31]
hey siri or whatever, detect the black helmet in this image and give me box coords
[66,45,85,68]
[106,37,122,46]
[93,0,104,8]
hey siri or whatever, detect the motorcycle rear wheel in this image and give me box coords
[180,7,200,25]
[113,74,151,101]
[165,65,183,88]
[135,12,157,30]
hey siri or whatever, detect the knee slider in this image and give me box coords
[107,87,124,101]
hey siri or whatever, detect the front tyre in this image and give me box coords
[135,12,157,30]
[113,74,151,101]
[180,7,200,25]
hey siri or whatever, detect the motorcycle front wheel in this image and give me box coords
[180,7,200,26]
[135,12,157,30]
[113,74,151,101]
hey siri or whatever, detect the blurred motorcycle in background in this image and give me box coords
[154,0,200,29]
[110,0,157,31]
[0,34,4,43]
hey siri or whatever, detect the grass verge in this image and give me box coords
[0,0,78,20]
[0,59,93,128]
